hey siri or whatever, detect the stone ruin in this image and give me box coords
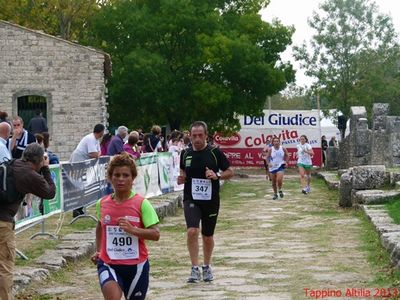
[336,103,400,207]
[338,103,400,169]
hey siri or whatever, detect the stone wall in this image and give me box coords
[338,103,400,169]
[0,21,110,160]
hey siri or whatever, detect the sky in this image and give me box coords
[260,0,400,87]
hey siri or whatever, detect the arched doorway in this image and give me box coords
[17,95,47,126]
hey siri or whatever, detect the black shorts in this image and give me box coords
[183,200,220,236]
[97,259,149,300]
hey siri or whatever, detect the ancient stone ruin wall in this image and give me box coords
[0,21,109,160]
[338,103,400,169]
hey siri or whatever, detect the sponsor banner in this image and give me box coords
[157,152,174,193]
[15,165,63,229]
[214,110,322,167]
[62,157,110,212]
[220,147,322,168]
[172,151,184,191]
[134,153,162,198]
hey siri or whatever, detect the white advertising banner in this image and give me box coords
[157,152,174,193]
[214,110,322,167]
[134,153,162,198]
[172,151,184,191]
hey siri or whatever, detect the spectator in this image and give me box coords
[100,133,112,156]
[183,135,191,149]
[329,136,338,147]
[0,111,10,124]
[145,125,163,152]
[123,132,141,159]
[0,122,11,162]
[27,110,48,135]
[7,116,36,159]
[70,124,105,162]
[42,132,59,165]
[107,126,128,156]
[321,135,328,167]
[141,133,150,153]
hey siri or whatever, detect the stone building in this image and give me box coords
[338,103,400,169]
[0,20,111,160]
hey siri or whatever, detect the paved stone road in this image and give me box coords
[18,174,388,300]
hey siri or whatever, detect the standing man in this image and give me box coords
[0,143,56,300]
[107,126,128,156]
[7,116,36,159]
[178,121,233,283]
[70,124,105,162]
[27,110,48,135]
[0,122,11,162]
[70,123,104,217]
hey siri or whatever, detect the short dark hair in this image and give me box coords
[22,143,45,165]
[189,121,208,133]
[107,153,137,180]
[93,123,105,134]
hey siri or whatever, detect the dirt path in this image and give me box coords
[17,175,392,300]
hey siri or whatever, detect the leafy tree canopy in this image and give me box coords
[85,0,295,131]
[294,0,400,122]
[0,0,101,40]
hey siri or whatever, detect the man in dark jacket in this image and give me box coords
[27,110,48,135]
[0,143,56,300]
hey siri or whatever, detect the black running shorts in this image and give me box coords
[183,200,220,237]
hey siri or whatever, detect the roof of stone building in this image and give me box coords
[0,20,112,78]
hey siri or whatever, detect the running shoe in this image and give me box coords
[202,265,214,282]
[278,190,284,198]
[301,189,307,194]
[272,194,279,200]
[187,266,201,283]
[306,186,311,193]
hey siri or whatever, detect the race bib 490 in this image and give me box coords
[106,226,139,260]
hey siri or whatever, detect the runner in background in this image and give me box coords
[295,135,314,194]
[261,138,272,181]
[266,137,289,200]
[91,153,160,300]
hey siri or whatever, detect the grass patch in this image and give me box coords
[15,239,58,266]
[356,210,400,286]
[386,196,400,224]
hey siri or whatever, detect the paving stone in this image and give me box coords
[312,273,367,283]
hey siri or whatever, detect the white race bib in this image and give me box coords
[191,178,212,200]
[106,226,139,260]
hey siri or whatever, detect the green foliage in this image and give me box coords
[0,0,101,40]
[294,0,400,120]
[267,83,315,110]
[84,0,295,131]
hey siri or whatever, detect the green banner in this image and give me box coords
[15,165,63,229]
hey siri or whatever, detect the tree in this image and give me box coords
[0,0,101,40]
[85,0,294,131]
[294,0,400,126]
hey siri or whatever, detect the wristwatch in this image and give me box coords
[216,172,221,180]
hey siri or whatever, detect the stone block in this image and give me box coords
[339,172,353,207]
[326,147,339,169]
[35,250,67,270]
[353,190,400,205]
[352,165,387,189]
[390,172,400,185]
